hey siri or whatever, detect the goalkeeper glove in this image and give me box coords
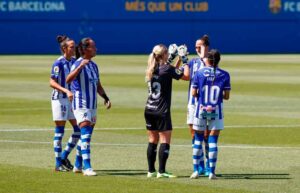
[177,45,189,64]
[167,43,178,64]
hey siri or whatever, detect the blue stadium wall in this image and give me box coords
[0,0,299,54]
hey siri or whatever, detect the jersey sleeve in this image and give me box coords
[168,65,183,80]
[50,61,60,79]
[224,72,231,90]
[191,72,199,89]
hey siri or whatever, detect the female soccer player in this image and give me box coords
[66,37,111,176]
[144,44,189,178]
[50,35,80,172]
[186,35,210,176]
[191,49,231,180]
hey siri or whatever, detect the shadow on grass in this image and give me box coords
[94,170,291,179]
[95,169,146,176]
[217,173,291,180]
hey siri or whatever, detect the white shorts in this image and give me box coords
[186,105,196,125]
[193,117,224,131]
[51,98,75,121]
[73,108,97,125]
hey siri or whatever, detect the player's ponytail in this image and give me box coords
[75,45,81,59]
[146,44,167,81]
[207,49,221,85]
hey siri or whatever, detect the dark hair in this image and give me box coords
[56,35,71,53]
[200,34,210,47]
[207,49,221,84]
[207,49,220,67]
[75,37,92,59]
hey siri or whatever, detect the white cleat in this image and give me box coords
[83,168,97,176]
[190,171,199,179]
[147,171,157,178]
[208,173,217,180]
[73,167,82,173]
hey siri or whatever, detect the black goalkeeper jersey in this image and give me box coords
[145,64,183,116]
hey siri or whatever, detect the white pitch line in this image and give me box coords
[0,139,298,150]
[0,124,299,132]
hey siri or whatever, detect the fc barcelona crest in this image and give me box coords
[269,0,281,14]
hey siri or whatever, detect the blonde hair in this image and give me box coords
[145,44,167,81]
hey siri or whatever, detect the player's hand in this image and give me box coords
[66,90,73,102]
[167,44,178,64]
[177,45,188,57]
[168,44,178,56]
[79,59,90,68]
[104,100,111,109]
[178,45,189,64]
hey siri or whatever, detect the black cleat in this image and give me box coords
[61,158,74,171]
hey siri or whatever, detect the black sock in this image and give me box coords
[147,143,158,172]
[158,143,170,173]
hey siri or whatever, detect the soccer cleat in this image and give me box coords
[73,167,82,173]
[208,173,217,180]
[55,166,67,172]
[198,167,205,175]
[147,171,157,178]
[83,168,97,176]
[61,158,74,171]
[190,171,199,179]
[204,171,210,177]
[157,172,177,178]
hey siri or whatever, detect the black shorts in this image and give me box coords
[144,112,172,131]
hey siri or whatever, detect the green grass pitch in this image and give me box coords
[0,55,299,193]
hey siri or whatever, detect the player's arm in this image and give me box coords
[191,73,199,97]
[192,88,198,97]
[223,90,230,100]
[66,59,89,84]
[97,80,111,109]
[49,78,73,101]
[223,73,231,100]
[174,57,181,68]
[180,64,190,81]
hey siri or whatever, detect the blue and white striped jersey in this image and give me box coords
[50,56,76,100]
[70,57,100,110]
[187,57,205,105]
[192,67,231,119]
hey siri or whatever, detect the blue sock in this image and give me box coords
[208,135,219,174]
[53,126,64,167]
[62,125,80,160]
[192,132,204,172]
[80,126,93,170]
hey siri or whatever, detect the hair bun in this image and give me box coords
[56,35,67,43]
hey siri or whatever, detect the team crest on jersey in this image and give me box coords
[175,69,182,75]
[54,66,60,75]
[269,0,281,14]
[203,69,210,77]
